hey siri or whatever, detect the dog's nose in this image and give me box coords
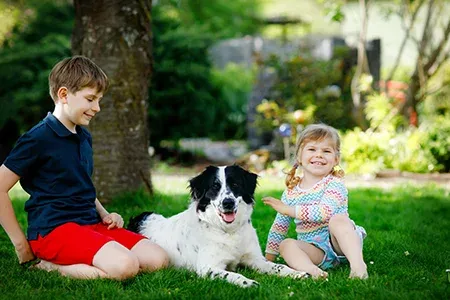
[222,198,235,210]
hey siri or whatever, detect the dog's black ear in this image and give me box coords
[243,169,258,196]
[189,166,217,201]
[238,166,258,197]
[229,165,258,203]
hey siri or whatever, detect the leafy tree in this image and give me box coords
[155,0,262,40]
[0,0,72,163]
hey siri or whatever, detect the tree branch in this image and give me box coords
[385,0,425,85]
[423,18,450,74]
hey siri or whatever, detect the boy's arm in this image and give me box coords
[94,198,109,219]
[0,165,35,264]
[95,199,124,229]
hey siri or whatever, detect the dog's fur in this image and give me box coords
[128,165,308,287]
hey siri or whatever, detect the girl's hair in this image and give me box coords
[285,123,344,189]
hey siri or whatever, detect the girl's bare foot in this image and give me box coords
[349,263,368,279]
[308,266,328,279]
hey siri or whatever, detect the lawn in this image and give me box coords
[0,174,449,299]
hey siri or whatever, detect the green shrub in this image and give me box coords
[341,92,446,175]
[150,7,257,145]
[419,115,450,172]
[0,0,72,133]
[210,63,255,139]
[149,7,220,145]
[254,52,355,137]
[341,128,390,174]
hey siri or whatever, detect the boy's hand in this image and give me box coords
[102,212,124,229]
[15,240,36,265]
[262,197,294,217]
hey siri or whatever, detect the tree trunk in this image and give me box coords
[350,0,370,129]
[402,71,421,126]
[72,0,153,202]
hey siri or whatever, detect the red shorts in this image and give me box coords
[29,222,146,265]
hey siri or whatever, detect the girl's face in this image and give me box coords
[298,138,339,180]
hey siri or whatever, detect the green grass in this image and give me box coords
[1,176,449,299]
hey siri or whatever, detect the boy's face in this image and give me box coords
[60,86,103,128]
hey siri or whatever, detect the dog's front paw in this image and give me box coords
[240,279,260,288]
[292,271,309,279]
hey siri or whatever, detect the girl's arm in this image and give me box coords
[295,178,348,223]
[264,191,293,256]
[0,165,36,264]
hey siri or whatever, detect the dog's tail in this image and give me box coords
[127,212,154,233]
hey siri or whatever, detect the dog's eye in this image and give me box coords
[212,183,221,190]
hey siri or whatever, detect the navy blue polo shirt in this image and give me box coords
[4,113,100,240]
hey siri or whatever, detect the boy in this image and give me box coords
[0,56,168,280]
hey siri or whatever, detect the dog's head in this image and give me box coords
[189,165,258,230]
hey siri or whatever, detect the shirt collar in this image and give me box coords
[44,112,86,140]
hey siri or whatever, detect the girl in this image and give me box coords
[263,123,368,279]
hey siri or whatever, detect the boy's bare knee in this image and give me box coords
[140,246,170,271]
[106,253,139,280]
[153,249,170,270]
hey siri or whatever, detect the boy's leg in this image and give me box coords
[328,214,368,279]
[92,241,139,280]
[91,223,169,272]
[30,222,140,280]
[279,238,328,279]
[35,241,139,280]
[34,260,107,279]
[130,239,169,271]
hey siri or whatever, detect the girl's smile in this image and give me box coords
[299,138,339,184]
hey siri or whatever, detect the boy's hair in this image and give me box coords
[49,55,109,102]
[285,123,344,189]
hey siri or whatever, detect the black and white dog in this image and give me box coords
[128,165,308,287]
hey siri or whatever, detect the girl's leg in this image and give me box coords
[130,239,169,272]
[279,238,328,279]
[328,214,368,279]
[35,241,140,280]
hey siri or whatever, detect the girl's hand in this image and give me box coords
[262,197,294,217]
[102,212,124,229]
[265,253,277,262]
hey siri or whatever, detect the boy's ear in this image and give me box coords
[57,87,68,103]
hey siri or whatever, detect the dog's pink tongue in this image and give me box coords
[222,212,236,223]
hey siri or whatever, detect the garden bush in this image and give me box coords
[0,0,72,133]
[341,93,448,175]
[254,50,356,137]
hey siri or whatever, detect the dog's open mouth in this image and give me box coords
[220,212,236,224]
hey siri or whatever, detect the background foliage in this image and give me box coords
[0,0,72,133]
[0,0,449,174]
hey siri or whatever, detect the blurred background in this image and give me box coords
[1,0,449,200]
